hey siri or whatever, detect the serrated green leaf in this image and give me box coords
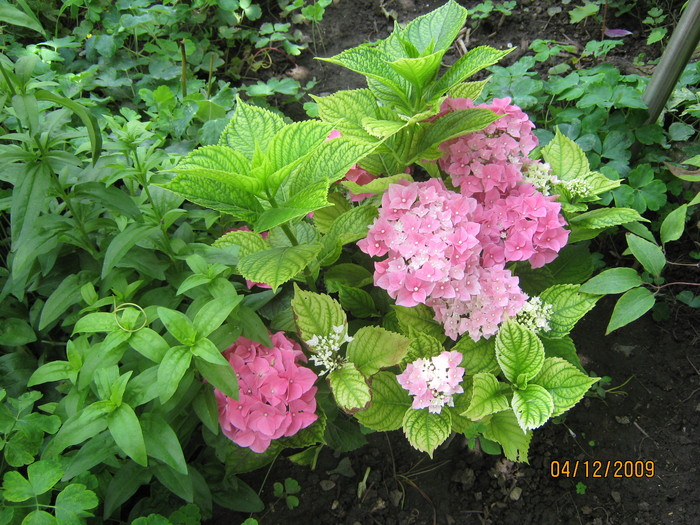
[355,372,411,431]
[340,172,412,198]
[660,205,687,244]
[388,51,445,89]
[540,284,599,339]
[453,335,498,374]
[532,358,597,417]
[255,181,330,233]
[404,329,444,362]
[427,46,513,101]
[541,335,584,372]
[238,243,322,291]
[464,373,510,420]
[579,267,643,294]
[346,326,409,375]
[324,263,374,292]
[213,229,269,256]
[336,283,378,318]
[312,89,378,142]
[495,321,545,385]
[542,127,590,181]
[448,79,490,100]
[313,192,352,235]
[394,0,467,54]
[511,384,554,431]
[170,145,261,195]
[291,286,346,343]
[569,207,647,230]
[328,362,371,412]
[606,287,655,334]
[402,408,451,457]
[219,96,286,159]
[325,205,378,246]
[626,233,665,276]
[265,120,334,173]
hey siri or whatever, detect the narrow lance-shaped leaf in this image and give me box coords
[626,233,666,277]
[579,267,643,295]
[606,287,655,334]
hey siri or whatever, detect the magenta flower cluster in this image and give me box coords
[358,98,570,341]
[397,351,465,414]
[215,332,318,453]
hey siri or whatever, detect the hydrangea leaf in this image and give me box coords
[219,96,285,160]
[159,173,263,223]
[511,384,554,431]
[238,243,323,291]
[388,0,466,54]
[448,79,490,100]
[388,51,445,90]
[464,373,511,420]
[532,358,598,417]
[540,336,585,372]
[540,285,599,339]
[606,287,655,334]
[328,362,372,412]
[336,284,379,319]
[169,146,261,195]
[427,46,513,101]
[291,286,346,344]
[542,127,590,181]
[340,172,413,199]
[393,304,446,342]
[346,326,410,376]
[319,205,378,264]
[453,334,498,374]
[575,171,621,201]
[355,371,411,431]
[405,329,444,362]
[213,229,270,257]
[313,192,352,235]
[413,108,501,163]
[402,407,452,457]
[312,89,378,142]
[568,207,647,230]
[626,233,665,277]
[579,267,643,294]
[495,321,545,386]
[360,116,407,139]
[324,263,374,292]
[265,120,335,173]
[254,181,330,233]
[483,410,532,463]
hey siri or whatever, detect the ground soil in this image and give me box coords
[221,2,699,524]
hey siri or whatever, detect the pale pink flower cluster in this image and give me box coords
[215,332,318,453]
[397,351,465,414]
[358,98,570,341]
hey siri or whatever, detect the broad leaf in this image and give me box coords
[355,372,411,431]
[402,408,451,457]
[328,362,371,412]
[464,373,510,420]
[532,358,598,416]
[495,321,545,386]
[108,403,147,466]
[346,326,409,376]
[511,384,554,431]
[579,267,643,294]
[626,233,665,277]
[542,127,590,181]
[219,96,285,159]
[660,204,687,244]
[238,243,322,291]
[606,287,655,334]
[568,207,647,230]
[453,335,498,374]
[540,285,598,339]
[213,229,269,257]
[482,410,532,463]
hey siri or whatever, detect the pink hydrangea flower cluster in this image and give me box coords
[215,332,318,453]
[358,98,570,340]
[396,351,465,414]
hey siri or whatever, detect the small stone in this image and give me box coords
[695,402,700,412]
[331,500,340,510]
[320,480,336,491]
[390,490,403,507]
[370,498,386,512]
[581,506,592,515]
[450,468,475,489]
[612,344,636,357]
[474,491,482,501]
[615,416,631,424]
[509,487,522,501]
[611,490,621,503]
[639,502,650,512]
[547,6,562,15]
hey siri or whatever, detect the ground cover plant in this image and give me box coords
[1,0,698,524]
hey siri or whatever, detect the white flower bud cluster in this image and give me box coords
[522,161,560,196]
[515,296,553,333]
[562,178,593,199]
[306,324,353,375]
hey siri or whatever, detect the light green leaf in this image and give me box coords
[0,5,46,35]
[159,173,263,223]
[128,328,170,363]
[254,181,330,233]
[170,145,261,195]
[238,243,322,291]
[427,45,512,101]
[495,321,545,385]
[157,307,197,345]
[336,284,378,318]
[213,229,269,256]
[405,329,444,362]
[541,336,584,372]
[355,372,412,431]
[393,304,445,342]
[464,373,510,420]
[108,403,147,466]
[55,483,98,523]
[2,470,34,502]
[291,286,346,344]
[660,204,687,244]
[579,267,643,294]
[626,233,665,276]
[542,127,590,181]
[532,358,598,417]
[394,0,467,53]
[388,51,445,89]
[448,79,490,100]
[569,207,647,230]
[360,116,407,138]
[141,415,188,475]
[346,326,409,376]
[340,172,412,198]
[328,362,372,412]
[606,287,655,334]
[265,120,334,174]
[453,335,498,374]
[219,96,286,159]
[27,361,76,386]
[21,510,55,525]
[312,89,378,142]
[402,408,452,457]
[325,205,378,246]
[540,284,599,339]
[511,384,554,431]
[157,345,193,403]
[73,312,119,333]
[194,354,238,399]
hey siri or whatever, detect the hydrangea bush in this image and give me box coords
[159,0,647,460]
